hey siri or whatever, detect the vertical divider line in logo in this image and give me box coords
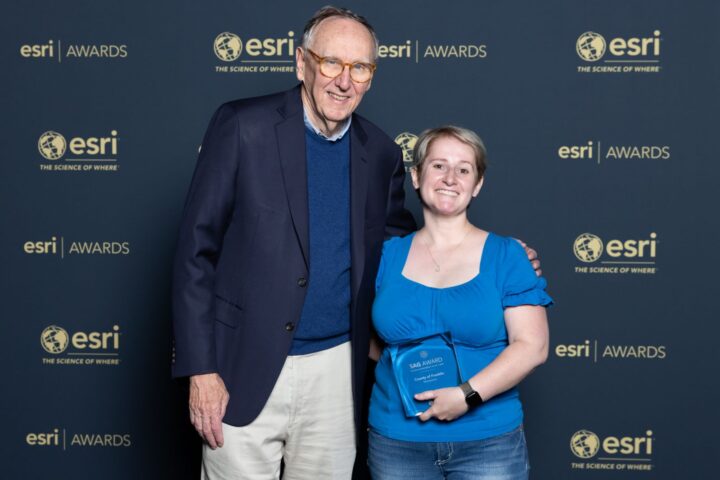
[594,340,598,363]
[597,141,601,165]
[60,236,64,259]
[58,40,62,63]
[63,428,66,450]
[415,41,419,63]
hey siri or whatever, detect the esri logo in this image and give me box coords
[20,39,127,62]
[394,132,418,170]
[40,325,69,354]
[572,232,658,275]
[569,428,655,472]
[214,32,242,61]
[576,32,606,62]
[212,30,296,74]
[35,130,120,172]
[570,430,600,459]
[20,40,55,58]
[26,427,132,450]
[38,131,67,160]
[575,30,662,74]
[554,339,667,362]
[39,324,122,366]
[26,428,62,447]
[573,233,603,263]
[557,140,671,163]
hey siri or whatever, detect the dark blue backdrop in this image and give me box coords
[2,1,718,478]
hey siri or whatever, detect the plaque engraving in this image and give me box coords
[388,333,462,417]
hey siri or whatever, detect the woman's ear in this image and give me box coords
[410,167,420,190]
[472,176,484,197]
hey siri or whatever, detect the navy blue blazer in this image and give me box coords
[172,85,415,427]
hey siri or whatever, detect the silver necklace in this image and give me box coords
[422,227,472,273]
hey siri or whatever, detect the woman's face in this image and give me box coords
[411,136,483,217]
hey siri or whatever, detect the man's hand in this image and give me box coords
[189,373,229,449]
[415,387,468,422]
[517,240,542,276]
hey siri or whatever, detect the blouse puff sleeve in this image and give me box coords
[498,237,554,309]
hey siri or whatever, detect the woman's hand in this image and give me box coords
[516,239,541,276]
[415,387,468,422]
[369,331,383,362]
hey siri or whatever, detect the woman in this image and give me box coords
[368,126,552,479]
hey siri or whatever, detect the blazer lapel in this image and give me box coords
[350,119,369,301]
[275,87,309,269]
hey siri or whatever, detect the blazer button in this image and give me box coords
[297,277,307,287]
[285,322,295,331]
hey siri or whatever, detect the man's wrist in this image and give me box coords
[190,372,220,384]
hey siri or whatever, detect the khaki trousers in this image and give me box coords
[201,341,356,479]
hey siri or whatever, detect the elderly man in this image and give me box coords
[172,6,415,479]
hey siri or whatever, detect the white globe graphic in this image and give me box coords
[570,430,600,459]
[576,32,606,61]
[41,325,69,354]
[214,32,242,62]
[38,131,67,160]
[394,132,418,166]
[574,233,603,262]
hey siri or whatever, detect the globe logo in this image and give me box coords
[214,32,243,62]
[38,131,67,161]
[419,350,428,359]
[570,430,600,459]
[41,325,69,354]
[394,132,418,167]
[574,233,604,263]
[576,32,606,62]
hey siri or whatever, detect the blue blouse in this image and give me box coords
[369,232,553,442]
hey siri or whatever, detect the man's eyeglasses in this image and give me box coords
[305,48,376,83]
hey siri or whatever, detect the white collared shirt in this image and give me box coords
[303,109,352,142]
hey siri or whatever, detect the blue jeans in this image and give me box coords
[368,425,529,480]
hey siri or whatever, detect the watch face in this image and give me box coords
[466,390,483,408]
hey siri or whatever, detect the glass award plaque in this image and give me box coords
[388,333,462,417]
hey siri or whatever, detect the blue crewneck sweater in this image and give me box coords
[289,126,351,354]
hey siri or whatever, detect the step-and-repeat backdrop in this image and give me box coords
[2,1,717,478]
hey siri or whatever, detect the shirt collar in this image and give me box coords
[303,109,352,142]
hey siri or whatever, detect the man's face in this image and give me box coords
[296,17,375,136]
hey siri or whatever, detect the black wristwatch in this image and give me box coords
[459,381,484,409]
